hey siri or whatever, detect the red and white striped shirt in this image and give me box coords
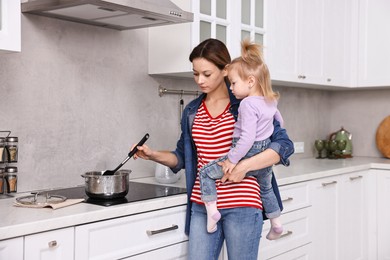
[190,101,262,210]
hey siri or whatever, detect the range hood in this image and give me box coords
[21,0,194,30]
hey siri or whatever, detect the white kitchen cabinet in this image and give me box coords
[124,241,188,259]
[375,169,390,260]
[266,0,353,87]
[308,174,339,260]
[24,227,75,260]
[309,170,371,260]
[74,205,187,260]
[258,182,312,260]
[0,237,23,260]
[148,0,265,77]
[0,0,21,53]
[355,0,390,87]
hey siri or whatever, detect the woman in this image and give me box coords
[134,39,294,260]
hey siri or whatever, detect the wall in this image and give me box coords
[0,15,389,192]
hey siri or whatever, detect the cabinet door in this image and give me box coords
[322,0,353,86]
[309,176,339,260]
[265,0,299,83]
[24,227,75,260]
[338,171,369,260]
[0,237,23,260]
[0,0,21,53]
[266,0,353,87]
[238,0,265,57]
[357,0,390,87]
[148,0,232,77]
[266,0,325,85]
[376,169,390,259]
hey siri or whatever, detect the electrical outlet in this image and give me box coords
[294,142,304,153]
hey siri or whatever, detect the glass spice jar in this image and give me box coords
[5,136,18,163]
[5,166,17,193]
[0,168,5,194]
[0,137,5,163]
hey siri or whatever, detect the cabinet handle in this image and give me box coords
[321,180,337,187]
[146,224,179,236]
[349,175,363,181]
[298,75,306,79]
[48,240,58,248]
[282,197,293,202]
[278,230,293,239]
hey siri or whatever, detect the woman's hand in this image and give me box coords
[219,159,247,183]
[132,144,154,160]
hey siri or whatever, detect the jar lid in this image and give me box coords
[6,137,18,142]
[5,166,18,173]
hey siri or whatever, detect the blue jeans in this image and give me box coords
[188,203,263,260]
[199,138,281,218]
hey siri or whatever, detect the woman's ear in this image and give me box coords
[223,65,229,77]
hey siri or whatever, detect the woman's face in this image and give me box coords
[192,58,227,94]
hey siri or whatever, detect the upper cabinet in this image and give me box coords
[265,0,353,88]
[149,0,390,89]
[148,0,265,77]
[356,0,390,87]
[0,0,21,53]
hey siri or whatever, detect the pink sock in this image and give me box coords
[266,217,283,240]
[205,201,221,233]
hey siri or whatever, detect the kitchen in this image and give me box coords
[1,0,390,259]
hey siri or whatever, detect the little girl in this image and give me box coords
[199,39,284,240]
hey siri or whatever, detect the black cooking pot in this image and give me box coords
[81,170,131,199]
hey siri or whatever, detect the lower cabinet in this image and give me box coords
[258,182,312,260]
[24,227,74,260]
[375,169,390,260]
[74,205,187,260]
[309,170,371,260]
[0,237,23,260]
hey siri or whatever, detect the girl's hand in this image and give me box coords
[220,158,249,183]
[132,144,153,160]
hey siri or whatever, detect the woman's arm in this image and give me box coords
[133,145,178,168]
[221,119,294,183]
[220,149,279,182]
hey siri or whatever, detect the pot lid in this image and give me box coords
[16,192,67,206]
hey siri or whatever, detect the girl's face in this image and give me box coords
[228,69,251,100]
[192,58,227,94]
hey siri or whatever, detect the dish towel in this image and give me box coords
[14,198,85,209]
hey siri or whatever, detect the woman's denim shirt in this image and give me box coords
[170,88,294,235]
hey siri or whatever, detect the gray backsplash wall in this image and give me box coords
[0,15,389,192]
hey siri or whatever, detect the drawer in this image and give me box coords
[75,205,187,260]
[279,182,310,213]
[124,241,188,260]
[266,243,312,260]
[259,207,312,260]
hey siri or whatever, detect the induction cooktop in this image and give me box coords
[43,182,186,207]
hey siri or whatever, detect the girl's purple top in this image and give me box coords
[228,96,283,164]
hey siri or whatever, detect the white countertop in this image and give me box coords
[1,156,389,241]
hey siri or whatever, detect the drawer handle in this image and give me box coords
[278,230,293,239]
[282,197,293,202]
[48,240,58,248]
[349,175,363,181]
[322,181,337,187]
[146,224,179,236]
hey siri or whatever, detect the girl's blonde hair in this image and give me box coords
[227,39,279,101]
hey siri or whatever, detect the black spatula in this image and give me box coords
[102,133,149,176]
